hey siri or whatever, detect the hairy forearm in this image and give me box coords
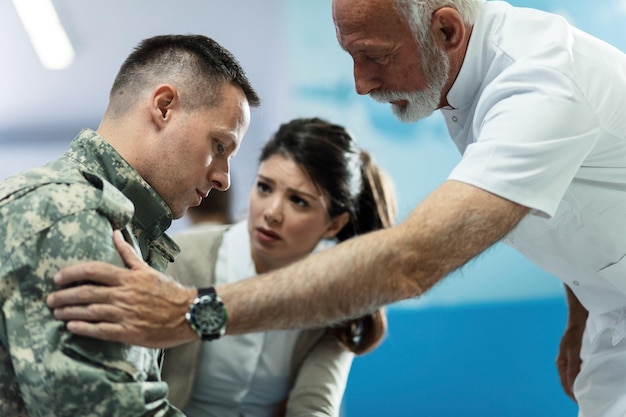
[220,180,530,334]
[219,227,412,333]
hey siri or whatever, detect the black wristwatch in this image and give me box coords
[185,287,228,341]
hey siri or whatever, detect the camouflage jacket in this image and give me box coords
[0,129,182,417]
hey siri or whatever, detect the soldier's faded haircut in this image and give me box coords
[108,34,261,116]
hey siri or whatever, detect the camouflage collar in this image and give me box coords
[64,128,173,240]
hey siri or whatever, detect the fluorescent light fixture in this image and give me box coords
[12,0,75,70]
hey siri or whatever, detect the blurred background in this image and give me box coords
[2,1,624,415]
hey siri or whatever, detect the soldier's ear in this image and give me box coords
[150,84,178,128]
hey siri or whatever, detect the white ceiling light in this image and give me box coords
[11,0,75,70]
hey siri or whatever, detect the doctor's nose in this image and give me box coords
[354,62,383,95]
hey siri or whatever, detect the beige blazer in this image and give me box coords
[161,224,353,417]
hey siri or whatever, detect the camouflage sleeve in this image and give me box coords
[1,209,185,417]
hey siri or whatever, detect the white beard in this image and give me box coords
[370,38,450,123]
[370,86,441,123]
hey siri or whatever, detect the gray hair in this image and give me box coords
[394,0,482,42]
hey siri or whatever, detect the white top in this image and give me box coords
[183,221,304,417]
[442,1,626,321]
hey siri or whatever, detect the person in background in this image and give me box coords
[47,1,626,415]
[0,33,259,416]
[186,189,232,226]
[163,117,395,417]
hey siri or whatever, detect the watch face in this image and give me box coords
[190,294,227,336]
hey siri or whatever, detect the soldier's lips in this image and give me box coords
[196,190,208,205]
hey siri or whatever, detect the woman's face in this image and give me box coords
[247,154,348,273]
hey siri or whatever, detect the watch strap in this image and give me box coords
[197,287,216,297]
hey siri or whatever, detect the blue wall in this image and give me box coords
[344,299,577,416]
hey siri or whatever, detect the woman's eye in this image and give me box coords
[291,196,308,207]
[257,181,270,193]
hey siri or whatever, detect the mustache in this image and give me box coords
[369,89,412,103]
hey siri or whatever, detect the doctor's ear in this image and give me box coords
[430,7,466,52]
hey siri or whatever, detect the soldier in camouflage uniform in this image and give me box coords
[0,34,259,417]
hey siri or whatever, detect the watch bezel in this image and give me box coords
[185,288,228,341]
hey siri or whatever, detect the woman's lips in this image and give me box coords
[257,227,281,242]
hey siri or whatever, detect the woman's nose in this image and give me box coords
[263,201,283,224]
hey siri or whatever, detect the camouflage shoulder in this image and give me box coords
[80,171,134,230]
[0,165,134,242]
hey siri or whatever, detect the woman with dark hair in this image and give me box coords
[162,117,397,417]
